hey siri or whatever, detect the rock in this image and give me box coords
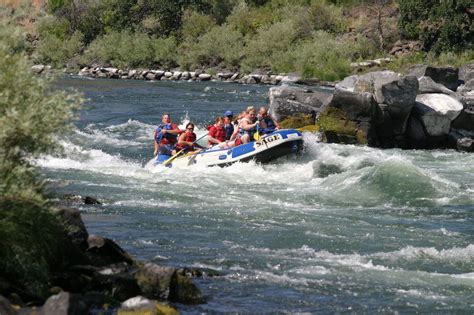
[459,63,474,83]
[171,71,181,80]
[418,76,456,95]
[375,75,419,135]
[280,73,301,83]
[415,93,463,136]
[180,71,190,80]
[452,107,474,131]
[31,64,45,74]
[53,208,89,250]
[169,269,205,304]
[336,71,401,93]
[134,263,175,300]
[145,72,156,80]
[217,72,234,79]
[95,270,142,301]
[198,73,211,81]
[104,67,118,74]
[230,72,240,81]
[408,65,461,91]
[78,67,90,76]
[268,85,333,122]
[164,71,173,78]
[0,295,16,315]
[41,292,88,315]
[405,115,427,149]
[118,296,178,315]
[86,235,134,266]
[457,137,474,152]
[245,76,257,84]
[457,78,474,93]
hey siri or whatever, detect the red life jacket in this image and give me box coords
[175,132,197,151]
[208,125,226,146]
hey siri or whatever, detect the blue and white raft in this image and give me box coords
[156,129,304,168]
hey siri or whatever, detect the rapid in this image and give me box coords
[39,76,474,313]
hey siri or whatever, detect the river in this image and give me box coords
[40,76,474,313]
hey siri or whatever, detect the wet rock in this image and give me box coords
[457,137,474,152]
[53,207,89,250]
[169,269,205,304]
[87,235,134,267]
[134,263,175,300]
[62,194,101,205]
[118,296,178,315]
[40,292,88,315]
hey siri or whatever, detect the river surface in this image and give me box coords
[40,76,474,313]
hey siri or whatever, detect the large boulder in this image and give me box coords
[452,107,474,132]
[414,93,464,136]
[86,235,134,266]
[374,75,419,135]
[335,70,401,93]
[317,89,381,145]
[408,65,460,91]
[40,292,88,315]
[268,85,333,121]
[418,76,456,96]
[134,263,176,300]
[53,207,89,251]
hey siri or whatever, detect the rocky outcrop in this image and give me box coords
[408,65,461,91]
[1,201,211,314]
[268,85,333,122]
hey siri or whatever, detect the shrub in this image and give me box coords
[399,0,473,53]
[181,10,216,41]
[178,24,244,69]
[241,19,299,72]
[226,2,276,35]
[82,30,177,69]
[0,22,82,299]
[35,31,83,67]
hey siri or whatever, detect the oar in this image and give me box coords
[162,133,208,166]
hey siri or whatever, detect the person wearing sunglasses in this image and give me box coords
[172,122,204,155]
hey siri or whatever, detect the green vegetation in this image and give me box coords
[0,21,82,299]
[5,0,473,79]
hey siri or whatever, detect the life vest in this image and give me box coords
[224,123,234,140]
[238,118,257,138]
[155,123,178,145]
[175,132,197,151]
[263,116,276,130]
[208,125,226,146]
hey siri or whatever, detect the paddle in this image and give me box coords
[162,133,208,166]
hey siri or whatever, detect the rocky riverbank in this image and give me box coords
[0,196,212,315]
[272,64,474,152]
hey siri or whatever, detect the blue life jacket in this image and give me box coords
[263,116,276,133]
[155,124,178,144]
[224,123,234,140]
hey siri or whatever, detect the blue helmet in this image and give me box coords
[224,110,234,117]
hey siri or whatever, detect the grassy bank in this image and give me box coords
[6,0,472,81]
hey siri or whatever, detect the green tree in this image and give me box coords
[399,0,473,53]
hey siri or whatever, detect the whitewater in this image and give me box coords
[38,76,474,313]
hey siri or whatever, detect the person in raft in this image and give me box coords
[223,110,234,140]
[172,122,204,155]
[219,106,261,149]
[207,117,226,147]
[258,106,280,134]
[153,113,182,156]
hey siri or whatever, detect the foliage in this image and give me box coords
[35,31,83,67]
[398,0,473,53]
[82,30,178,69]
[178,24,244,69]
[0,22,82,299]
[181,10,217,41]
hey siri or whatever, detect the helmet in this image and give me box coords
[224,110,234,117]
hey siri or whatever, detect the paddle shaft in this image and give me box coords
[162,132,207,166]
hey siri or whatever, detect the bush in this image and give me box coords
[35,31,83,67]
[181,10,216,41]
[399,0,473,53]
[178,24,244,69]
[0,22,82,299]
[82,30,178,69]
[272,31,352,81]
[241,19,299,71]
